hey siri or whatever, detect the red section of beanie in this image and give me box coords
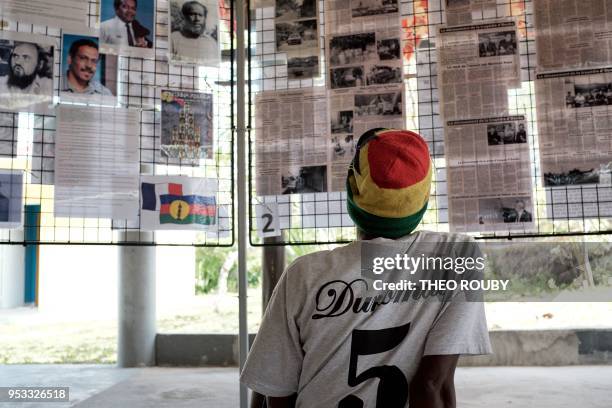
[367,130,430,189]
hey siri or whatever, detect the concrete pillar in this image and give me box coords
[117,230,156,367]
[0,230,25,309]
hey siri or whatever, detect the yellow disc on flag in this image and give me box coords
[169,200,190,220]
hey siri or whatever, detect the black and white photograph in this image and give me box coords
[328,33,376,66]
[61,33,118,98]
[377,38,400,60]
[99,0,155,57]
[544,167,600,187]
[477,196,533,225]
[351,0,399,18]
[354,91,402,117]
[330,66,365,89]
[446,0,470,7]
[275,0,317,21]
[160,89,214,163]
[478,31,517,57]
[331,110,353,134]
[287,53,319,79]
[487,122,527,145]
[281,165,327,194]
[366,65,402,85]
[0,32,54,113]
[275,19,318,52]
[331,134,355,160]
[169,0,220,66]
[0,170,23,229]
[565,79,612,108]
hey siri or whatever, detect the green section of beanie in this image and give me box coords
[346,178,428,238]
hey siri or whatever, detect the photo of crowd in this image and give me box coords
[281,165,327,194]
[377,38,400,60]
[487,122,527,145]
[330,66,365,88]
[478,31,517,57]
[565,81,612,108]
[328,33,376,66]
[351,0,398,17]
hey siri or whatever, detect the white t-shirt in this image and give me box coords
[240,230,492,407]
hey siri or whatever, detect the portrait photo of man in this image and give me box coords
[0,33,54,113]
[169,0,220,66]
[100,0,155,50]
[61,34,115,96]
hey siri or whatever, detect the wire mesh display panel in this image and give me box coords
[0,0,234,246]
[247,0,612,246]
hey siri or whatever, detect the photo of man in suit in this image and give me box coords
[100,0,153,49]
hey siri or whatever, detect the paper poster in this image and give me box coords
[160,89,214,163]
[99,0,156,59]
[437,20,521,122]
[140,175,218,230]
[275,0,320,79]
[0,31,55,114]
[60,31,118,105]
[54,106,140,219]
[0,0,88,30]
[536,68,612,188]
[168,0,220,66]
[534,0,612,71]
[444,115,535,233]
[0,170,23,229]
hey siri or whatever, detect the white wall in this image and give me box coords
[0,230,25,309]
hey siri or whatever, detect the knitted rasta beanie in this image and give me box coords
[346,128,432,238]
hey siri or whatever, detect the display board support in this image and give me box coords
[236,0,250,406]
[117,231,156,367]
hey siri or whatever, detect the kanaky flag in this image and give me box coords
[141,182,216,225]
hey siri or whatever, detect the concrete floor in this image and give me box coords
[0,365,611,407]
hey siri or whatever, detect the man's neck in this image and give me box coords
[181,29,202,39]
[67,71,89,92]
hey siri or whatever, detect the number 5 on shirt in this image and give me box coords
[338,322,411,408]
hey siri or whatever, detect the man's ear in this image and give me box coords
[67,55,72,67]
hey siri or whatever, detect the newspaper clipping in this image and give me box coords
[54,106,140,220]
[0,31,55,114]
[0,0,88,29]
[445,115,534,233]
[255,89,330,195]
[325,0,400,35]
[160,89,214,164]
[437,20,521,122]
[536,68,612,188]
[534,0,612,71]
[445,0,498,27]
[275,0,320,79]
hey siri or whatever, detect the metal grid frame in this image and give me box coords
[247,0,612,246]
[0,0,236,246]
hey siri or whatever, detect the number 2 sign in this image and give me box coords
[255,203,281,238]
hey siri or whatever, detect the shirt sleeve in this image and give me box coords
[240,265,304,397]
[423,239,492,356]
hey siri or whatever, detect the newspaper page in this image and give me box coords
[140,175,218,231]
[445,0,498,27]
[0,31,55,115]
[536,68,612,189]
[534,0,612,71]
[255,88,330,195]
[54,106,140,219]
[0,0,88,29]
[326,26,404,190]
[275,0,320,79]
[325,0,400,35]
[437,20,521,122]
[445,115,535,233]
